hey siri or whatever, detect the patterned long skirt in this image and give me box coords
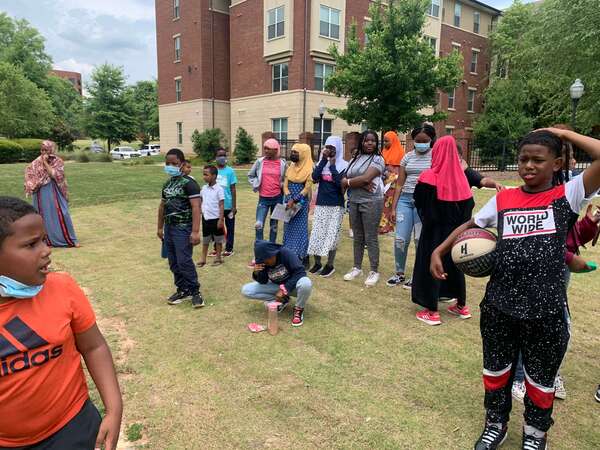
[307,205,345,257]
[33,180,78,247]
[283,181,309,259]
[379,164,400,234]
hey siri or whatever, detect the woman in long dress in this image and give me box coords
[379,131,405,234]
[24,140,79,247]
[283,143,313,266]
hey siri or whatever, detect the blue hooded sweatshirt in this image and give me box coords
[252,240,306,293]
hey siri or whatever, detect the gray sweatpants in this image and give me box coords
[348,200,383,272]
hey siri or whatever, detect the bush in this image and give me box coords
[123,156,155,166]
[0,140,24,164]
[57,151,77,161]
[234,127,258,164]
[91,152,113,163]
[75,152,90,163]
[13,139,43,162]
[191,128,227,161]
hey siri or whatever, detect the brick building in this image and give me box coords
[50,70,83,95]
[155,0,500,154]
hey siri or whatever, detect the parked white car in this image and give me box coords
[139,144,161,156]
[110,146,141,160]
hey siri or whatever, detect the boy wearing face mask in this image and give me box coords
[157,148,204,308]
[215,148,237,257]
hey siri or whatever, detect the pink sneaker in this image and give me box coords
[416,309,441,326]
[447,303,472,319]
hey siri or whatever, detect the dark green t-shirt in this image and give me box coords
[162,175,201,225]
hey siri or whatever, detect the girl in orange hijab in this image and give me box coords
[379,131,405,234]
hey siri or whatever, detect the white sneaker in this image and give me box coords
[343,267,363,281]
[512,381,526,403]
[554,375,566,400]
[364,271,380,287]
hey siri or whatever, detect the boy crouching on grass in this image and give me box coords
[197,165,225,267]
[0,196,122,450]
[158,148,204,308]
[430,129,600,450]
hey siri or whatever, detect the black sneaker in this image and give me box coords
[386,273,406,286]
[302,256,310,269]
[309,263,323,274]
[167,290,190,305]
[522,432,547,450]
[402,278,413,290]
[595,385,600,403]
[191,293,205,308]
[320,265,335,278]
[474,422,508,450]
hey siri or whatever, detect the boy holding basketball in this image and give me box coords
[431,129,600,450]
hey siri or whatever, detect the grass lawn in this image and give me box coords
[1,162,599,449]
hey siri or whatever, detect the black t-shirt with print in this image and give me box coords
[162,175,201,225]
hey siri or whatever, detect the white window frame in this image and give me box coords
[176,122,183,145]
[173,0,180,19]
[447,88,456,110]
[426,36,437,53]
[473,11,480,34]
[272,63,288,92]
[313,118,333,142]
[454,1,462,27]
[470,49,480,74]
[267,6,285,40]
[314,62,334,92]
[272,118,288,141]
[174,35,181,62]
[467,88,477,113]
[320,5,341,40]
[445,126,455,135]
[428,0,440,18]
[175,77,182,102]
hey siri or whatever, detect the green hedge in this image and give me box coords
[0,140,24,164]
[13,139,44,162]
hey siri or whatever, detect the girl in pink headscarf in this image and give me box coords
[24,140,79,247]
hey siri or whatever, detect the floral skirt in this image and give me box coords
[379,165,400,234]
[307,205,345,257]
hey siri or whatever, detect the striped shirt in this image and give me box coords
[400,151,432,194]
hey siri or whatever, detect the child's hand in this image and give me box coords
[430,251,447,280]
[157,228,164,240]
[95,412,121,450]
[217,218,224,230]
[585,204,600,223]
[537,127,574,141]
[190,231,201,246]
[253,263,265,272]
[286,199,295,210]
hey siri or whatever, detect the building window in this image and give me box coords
[468,89,476,112]
[470,50,479,73]
[364,21,370,45]
[175,79,182,102]
[272,118,288,141]
[447,89,455,109]
[452,42,461,54]
[454,1,461,27]
[426,36,437,53]
[445,126,454,135]
[428,0,440,17]
[267,6,285,40]
[313,118,333,143]
[473,11,480,34]
[272,63,288,92]
[176,122,183,145]
[173,0,180,19]
[174,36,181,61]
[320,5,341,40]
[314,63,334,92]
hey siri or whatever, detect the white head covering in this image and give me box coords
[320,135,348,176]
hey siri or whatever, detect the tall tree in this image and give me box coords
[0,13,53,88]
[84,64,137,150]
[326,0,462,132]
[0,62,54,138]
[126,80,159,144]
[46,75,84,137]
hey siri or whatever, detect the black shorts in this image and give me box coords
[202,217,224,244]
[2,399,102,450]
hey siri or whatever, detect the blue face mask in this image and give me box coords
[164,165,182,177]
[0,276,43,299]
[414,142,431,153]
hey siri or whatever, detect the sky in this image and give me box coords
[0,0,522,89]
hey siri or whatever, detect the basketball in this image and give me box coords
[451,228,497,277]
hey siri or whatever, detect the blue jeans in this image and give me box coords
[241,277,312,308]
[224,209,235,252]
[255,195,283,242]
[394,192,422,274]
[164,223,200,294]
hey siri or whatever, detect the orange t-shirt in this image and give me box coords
[0,272,96,447]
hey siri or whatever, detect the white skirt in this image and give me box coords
[308,205,345,256]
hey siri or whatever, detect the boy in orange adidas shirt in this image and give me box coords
[0,197,122,449]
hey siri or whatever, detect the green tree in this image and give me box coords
[46,75,84,136]
[191,128,227,161]
[0,62,54,138]
[0,13,53,88]
[50,120,76,151]
[326,0,462,132]
[84,64,137,150]
[126,80,160,144]
[233,127,258,164]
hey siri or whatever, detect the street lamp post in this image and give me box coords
[318,100,326,149]
[570,78,584,130]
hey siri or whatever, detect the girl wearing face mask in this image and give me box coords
[282,144,314,267]
[386,124,436,288]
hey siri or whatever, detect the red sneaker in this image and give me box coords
[292,307,304,327]
[416,309,441,326]
[447,303,472,319]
